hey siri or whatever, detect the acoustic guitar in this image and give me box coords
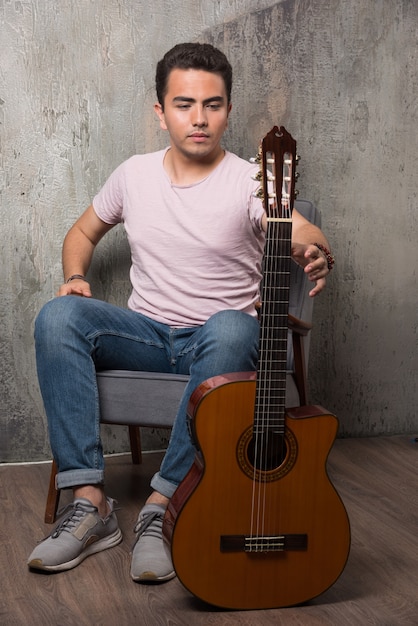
[163,127,350,610]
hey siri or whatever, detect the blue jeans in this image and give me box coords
[35,296,259,498]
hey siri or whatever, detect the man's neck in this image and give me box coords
[163,147,225,186]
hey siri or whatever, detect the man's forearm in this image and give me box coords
[62,226,96,281]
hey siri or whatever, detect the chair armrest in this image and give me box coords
[287,313,312,406]
[288,313,312,336]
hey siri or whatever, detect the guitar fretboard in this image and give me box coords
[255,221,292,434]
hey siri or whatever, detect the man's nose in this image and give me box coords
[192,105,208,126]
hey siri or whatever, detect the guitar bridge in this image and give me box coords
[220,534,308,553]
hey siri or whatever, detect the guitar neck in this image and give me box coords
[255,220,292,434]
[253,126,297,435]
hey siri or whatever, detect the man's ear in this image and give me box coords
[154,102,167,130]
[225,102,232,129]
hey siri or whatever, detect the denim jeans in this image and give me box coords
[34,296,259,498]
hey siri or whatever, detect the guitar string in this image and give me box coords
[265,215,290,547]
[251,159,280,548]
[250,152,269,546]
[276,160,293,545]
[251,153,276,548]
[250,149,293,550]
[275,158,293,546]
[263,157,283,549]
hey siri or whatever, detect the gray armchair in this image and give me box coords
[44,199,320,523]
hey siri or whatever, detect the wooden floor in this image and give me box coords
[1,435,417,625]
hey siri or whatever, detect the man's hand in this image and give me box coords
[291,243,330,297]
[56,278,92,298]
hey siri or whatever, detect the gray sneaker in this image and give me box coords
[28,497,122,572]
[131,503,175,583]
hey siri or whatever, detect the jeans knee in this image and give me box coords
[34,296,84,346]
[35,299,58,338]
[201,311,259,369]
[208,310,258,344]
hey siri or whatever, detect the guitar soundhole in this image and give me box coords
[247,432,287,471]
[237,426,298,482]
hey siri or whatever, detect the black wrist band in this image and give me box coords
[66,274,86,283]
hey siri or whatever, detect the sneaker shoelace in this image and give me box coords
[50,500,98,539]
[133,510,164,544]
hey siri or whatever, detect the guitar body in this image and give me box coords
[164,373,350,610]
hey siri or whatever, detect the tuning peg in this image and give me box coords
[296,154,301,163]
[252,171,276,184]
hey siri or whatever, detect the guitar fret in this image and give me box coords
[256,388,286,393]
[260,338,287,344]
[257,376,287,382]
[259,381,286,392]
[254,413,286,419]
[255,404,286,408]
[253,426,285,432]
[257,375,287,380]
[256,398,286,404]
[259,338,287,343]
[257,382,287,387]
[258,359,287,363]
[256,396,285,408]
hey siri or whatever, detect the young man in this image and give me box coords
[28,43,333,581]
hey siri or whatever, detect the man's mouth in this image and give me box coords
[189,132,209,141]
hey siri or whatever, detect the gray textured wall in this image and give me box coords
[1,0,417,462]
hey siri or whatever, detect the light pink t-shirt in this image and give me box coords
[93,149,265,327]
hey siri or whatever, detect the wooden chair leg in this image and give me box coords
[128,425,143,465]
[44,427,142,523]
[44,459,61,524]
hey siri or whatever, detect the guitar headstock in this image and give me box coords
[251,126,299,221]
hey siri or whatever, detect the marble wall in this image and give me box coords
[1,0,416,461]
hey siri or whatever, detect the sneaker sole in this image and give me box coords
[131,569,176,583]
[28,528,123,572]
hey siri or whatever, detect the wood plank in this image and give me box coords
[0,436,417,625]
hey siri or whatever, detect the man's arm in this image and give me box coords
[261,208,333,297]
[57,204,114,297]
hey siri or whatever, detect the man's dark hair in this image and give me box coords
[156,43,233,108]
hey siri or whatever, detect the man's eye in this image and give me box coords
[207,103,221,110]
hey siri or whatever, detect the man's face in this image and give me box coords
[154,68,232,162]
